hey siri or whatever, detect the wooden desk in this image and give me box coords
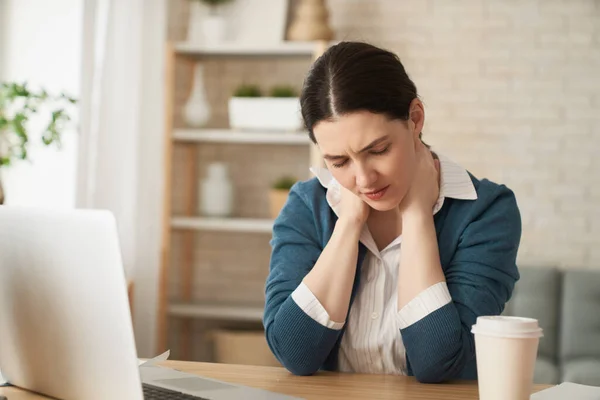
[0,361,553,399]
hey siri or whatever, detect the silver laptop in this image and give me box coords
[0,206,299,400]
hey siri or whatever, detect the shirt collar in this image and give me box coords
[433,152,478,214]
[310,149,478,217]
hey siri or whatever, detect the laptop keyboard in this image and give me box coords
[143,383,209,400]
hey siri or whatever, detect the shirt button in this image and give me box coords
[371,312,379,319]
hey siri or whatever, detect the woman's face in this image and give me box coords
[313,100,424,212]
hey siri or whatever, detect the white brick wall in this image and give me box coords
[327,0,600,269]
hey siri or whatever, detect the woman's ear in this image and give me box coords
[408,98,425,140]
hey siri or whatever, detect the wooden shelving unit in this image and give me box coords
[171,216,274,234]
[168,303,264,322]
[173,128,311,145]
[158,40,328,360]
[174,41,320,57]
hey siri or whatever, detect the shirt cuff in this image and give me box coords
[291,282,345,330]
[397,281,452,329]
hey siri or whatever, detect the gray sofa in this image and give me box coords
[502,267,600,385]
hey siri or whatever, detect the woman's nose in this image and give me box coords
[355,164,377,190]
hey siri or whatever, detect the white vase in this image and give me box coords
[183,63,211,128]
[202,15,227,45]
[200,162,233,217]
[187,2,227,45]
[188,2,204,44]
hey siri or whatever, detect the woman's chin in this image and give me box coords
[365,198,399,212]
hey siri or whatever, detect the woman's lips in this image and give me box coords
[363,185,389,201]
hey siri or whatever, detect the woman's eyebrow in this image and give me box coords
[358,136,390,153]
[322,136,390,160]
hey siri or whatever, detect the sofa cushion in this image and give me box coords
[560,270,600,361]
[504,267,560,360]
[534,356,560,385]
[562,359,600,386]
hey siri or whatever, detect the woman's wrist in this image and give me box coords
[336,216,364,238]
[402,206,434,229]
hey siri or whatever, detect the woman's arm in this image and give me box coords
[394,142,520,383]
[302,184,368,322]
[396,141,446,311]
[264,181,368,376]
[398,185,521,383]
[301,218,362,322]
[397,208,446,309]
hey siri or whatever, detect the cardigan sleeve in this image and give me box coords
[291,282,345,330]
[396,281,452,328]
[263,184,343,375]
[400,184,521,383]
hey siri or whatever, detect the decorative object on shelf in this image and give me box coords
[228,84,303,131]
[269,175,297,219]
[227,0,289,44]
[183,63,211,128]
[287,0,334,41]
[0,82,77,205]
[188,0,233,45]
[200,161,233,217]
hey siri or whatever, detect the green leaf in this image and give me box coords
[269,85,297,98]
[0,80,77,168]
[271,176,297,190]
[233,84,262,97]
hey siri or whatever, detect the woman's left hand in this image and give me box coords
[398,139,440,218]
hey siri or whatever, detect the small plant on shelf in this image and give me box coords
[192,0,233,15]
[269,85,297,98]
[233,84,262,98]
[269,176,297,219]
[229,84,303,131]
[271,176,297,191]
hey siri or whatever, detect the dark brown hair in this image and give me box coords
[300,41,421,144]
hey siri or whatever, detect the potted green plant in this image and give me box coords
[228,84,302,131]
[188,0,234,45]
[269,175,297,219]
[0,82,77,205]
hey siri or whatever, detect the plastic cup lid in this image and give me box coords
[471,315,544,339]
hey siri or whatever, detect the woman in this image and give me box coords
[263,41,521,383]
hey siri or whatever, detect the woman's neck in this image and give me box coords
[367,208,402,251]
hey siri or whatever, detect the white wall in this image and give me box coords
[0,0,82,208]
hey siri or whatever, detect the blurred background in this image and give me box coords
[0,0,599,386]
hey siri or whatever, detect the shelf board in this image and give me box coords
[173,129,310,145]
[168,303,264,322]
[171,216,273,233]
[174,41,318,56]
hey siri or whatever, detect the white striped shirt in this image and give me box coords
[292,151,478,374]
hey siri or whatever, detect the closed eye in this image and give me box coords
[371,145,390,156]
[332,159,348,168]
[331,145,390,168]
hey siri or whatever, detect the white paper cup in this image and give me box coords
[471,316,543,400]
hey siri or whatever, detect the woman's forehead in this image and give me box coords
[314,112,406,150]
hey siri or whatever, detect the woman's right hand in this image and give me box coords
[338,185,370,226]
